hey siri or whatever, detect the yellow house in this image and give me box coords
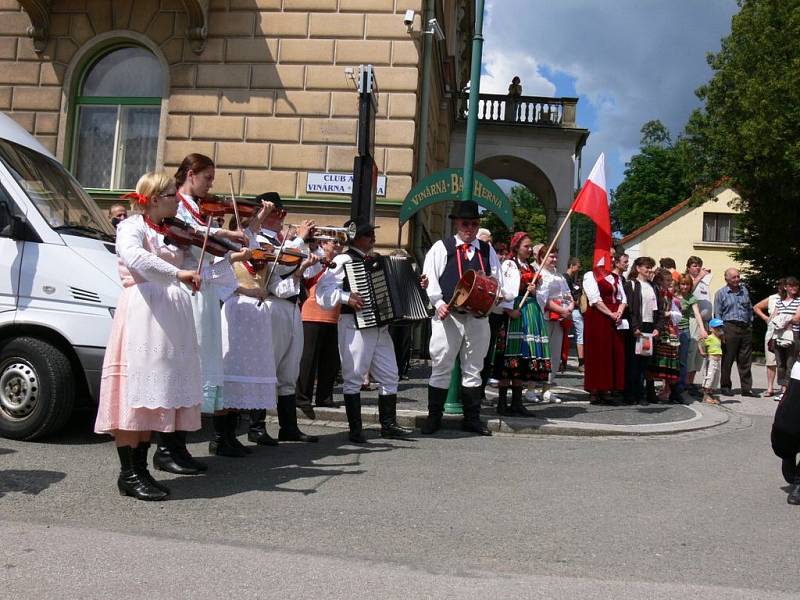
[620,186,745,298]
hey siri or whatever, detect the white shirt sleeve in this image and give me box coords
[316,254,351,309]
[583,271,601,306]
[116,218,179,286]
[423,241,448,309]
[498,260,519,310]
[488,245,516,303]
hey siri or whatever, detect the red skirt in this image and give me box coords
[582,305,626,392]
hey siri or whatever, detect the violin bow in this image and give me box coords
[192,215,213,296]
[258,223,289,307]
[227,172,241,231]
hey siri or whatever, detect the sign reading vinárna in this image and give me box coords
[306,172,386,197]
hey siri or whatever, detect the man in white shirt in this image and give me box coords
[421,201,516,436]
[316,217,413,443]
[247,193,319,445]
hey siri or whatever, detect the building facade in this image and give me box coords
[0,0,475,249]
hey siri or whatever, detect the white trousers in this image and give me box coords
[267,297,303,395]
[429,312,490,389]
[546,319,564,383]
[338,314,398,395]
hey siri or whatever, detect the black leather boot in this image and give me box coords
[344,393,367,443]
[132,443,170,494]
[209,414,247,457]
[421,386,447,434]
[173,431,208,472]
[248,409,279,446]
[378,394,413,438]
[788,477,800,505]
[510,387,532,417]
[496,387,508,416]
[153,432,203,475]
[226,412,252,454]
[277,394,319,443]
[117,445,168,501]
[461,386,492,436]
[782,457,797,485]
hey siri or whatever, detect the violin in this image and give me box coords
[161,217,242,257]
[249,245,307,268]
[198,195,261,219]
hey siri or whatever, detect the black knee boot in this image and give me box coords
[209,414,247,457]
[117,444,168,501]
[133,443,170,494]
[248,409,278,446]
[277,394,319,443]
[462,386,491,436]
[497,387,508,416]
[378,394,413,438]
[510,387,532,417]
[344,393,366,443]
[226,411,252,454]
[788,475,800,505]
[421,386,447,434]
[153,432,203,475]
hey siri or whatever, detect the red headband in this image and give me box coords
[509,231,529,255]
[121,192,148,205]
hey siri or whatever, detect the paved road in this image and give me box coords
[1,382,796,599]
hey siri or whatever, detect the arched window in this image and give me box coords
[71,46,163,190]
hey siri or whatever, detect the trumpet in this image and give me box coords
[287,223,357,244]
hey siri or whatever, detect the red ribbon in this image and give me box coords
[177,192,207,226]
[121,191,147,205]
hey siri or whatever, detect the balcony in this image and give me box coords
[457,93,579,128]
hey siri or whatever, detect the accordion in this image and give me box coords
[344,255,434,329]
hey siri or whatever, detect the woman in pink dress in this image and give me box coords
[94,172,245,500]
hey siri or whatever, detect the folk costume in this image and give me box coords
[215,260,278,456]
[582,267,628,397]
[421,201,516,435]
[647,285,681,393]
[492,255,551,415]
[247,193,317,444]
[296,255,341,417]
[537,264,572,383]
[316,219,413,443]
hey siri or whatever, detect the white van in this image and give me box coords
[0,113,121,439]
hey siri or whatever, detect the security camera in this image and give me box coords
[428,18,445,41]
[403,9,415,32]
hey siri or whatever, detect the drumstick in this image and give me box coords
[192,217,213,296]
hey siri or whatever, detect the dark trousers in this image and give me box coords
[624,323,653,401]
[481,312,505,387]
[721,322,753,392]
[296,321,340,408]
[389,322,412,377]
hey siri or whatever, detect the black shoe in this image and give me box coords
[509,387,531,417]
[132,443,170,494]
[209,415,247,458]
[788,482,800,505]
[316,398,336,408]
[421,386,447,435]
[117,445,168,501]
[248,428,279,446]
[740,390,756,397]
[496,388,508,416]
[378,394,413,438]
[782,458,797,485]
[277,394,319,442]
[462,420,492,436]
[462,386,492,436]
[721,388,734,397]
[153,433,203,475]
[226,412,252,454]
[298,405,316,419]
[173,431,208,471]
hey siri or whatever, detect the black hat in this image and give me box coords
[255,191,283,209]
[344,216,379,239]
[448,201,481,220]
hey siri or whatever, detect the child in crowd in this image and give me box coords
[699,318,725,404]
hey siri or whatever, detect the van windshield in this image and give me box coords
[0,139,113,239]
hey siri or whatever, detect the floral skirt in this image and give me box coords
[492,295,551,382]
[647,330,680,383]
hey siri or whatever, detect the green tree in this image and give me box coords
[482,184,547,246]
[610,120,694,235]
[684,0,800,294]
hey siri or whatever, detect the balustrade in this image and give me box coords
[458,93,578,127]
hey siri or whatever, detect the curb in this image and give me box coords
[264,402,730,437]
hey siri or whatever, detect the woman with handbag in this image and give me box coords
[769,277,800,399]
[754,279,787,398]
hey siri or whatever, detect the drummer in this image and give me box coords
[421,201,516,435]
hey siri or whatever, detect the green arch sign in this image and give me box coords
[399,168,513,229]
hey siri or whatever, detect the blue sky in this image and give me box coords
[478,0,739,195]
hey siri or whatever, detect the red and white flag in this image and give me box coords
[571,153,612,269]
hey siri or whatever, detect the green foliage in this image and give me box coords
[610,120,694,235]
[685,0,800,296]
[482,185,547,246]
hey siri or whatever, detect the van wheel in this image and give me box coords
[0,337,75,440]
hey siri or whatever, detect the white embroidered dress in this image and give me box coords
[94,215,203,434]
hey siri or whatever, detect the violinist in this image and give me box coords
[248,192,320,445]
[149,153,254,475]
[93,171,204,500]
[215,215,279,456]
[296,235,344,419]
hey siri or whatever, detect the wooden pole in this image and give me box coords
[517,207,574,306]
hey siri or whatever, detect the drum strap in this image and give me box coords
[457,243,485,278]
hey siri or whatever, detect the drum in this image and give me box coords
[449,270,500,317]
